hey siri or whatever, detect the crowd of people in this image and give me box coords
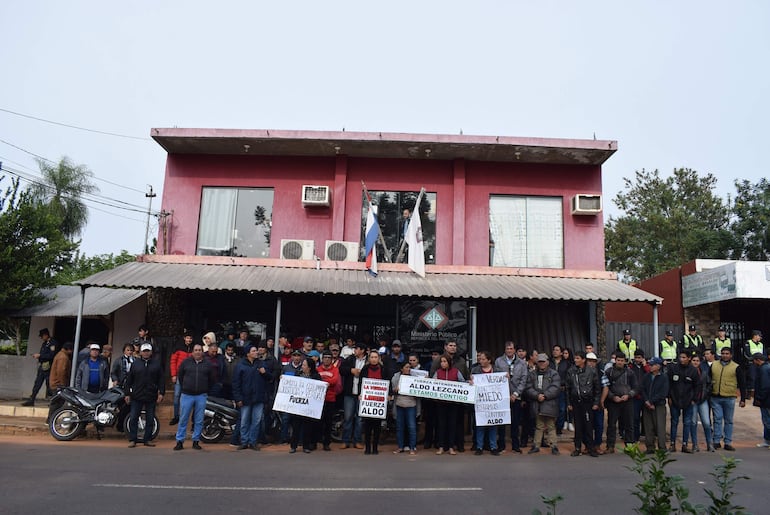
[21,323,770,456]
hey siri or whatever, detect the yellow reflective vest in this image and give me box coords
[659,340,677,361]
[617,339,637,359]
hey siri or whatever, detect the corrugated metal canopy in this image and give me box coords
[76,261,660,303]
[13,286,146,317]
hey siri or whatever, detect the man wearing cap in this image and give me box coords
[659,331,678,364]
[22,328,60,406]
[667,351,699,453]
[641,357,669,453]
[710,347,746,451]
[752,353,770,448]
[524,353,561,455]
[742,330,765,399]
[125,343,165,447]
[386,339,406,371]
[278,349,304,444]
[616,329,637,361]
[711,326,732,354]
[74,343,110,393]
[585,352,605,452]
[339,342,367,449]
[566,350,601,457]
[301,336,315,357]
[601,354,638,453]
[679,325,704,358]
[49,342,74,391]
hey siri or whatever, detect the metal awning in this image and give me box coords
[13,286,146,317]
[76,261,660,303]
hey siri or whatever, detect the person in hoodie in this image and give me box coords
[232,344,273,451]
[641,357,669,453]
[667,351,699,453]
[169,331,194,426]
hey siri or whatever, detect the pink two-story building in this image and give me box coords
[80,128,659,359]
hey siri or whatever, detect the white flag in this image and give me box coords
[405,193,425,277]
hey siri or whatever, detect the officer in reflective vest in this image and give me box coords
[711,325,732,354]
[617,329,637,360]
[743,330,765,399]
[659,330,677,364]
[679,325,704,358]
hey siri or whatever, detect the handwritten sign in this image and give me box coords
[473,372,511,426]
[272,375,328,419]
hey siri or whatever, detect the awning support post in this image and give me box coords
[273,296,282,359]
[70,285,87,387]
[652,302,660,358]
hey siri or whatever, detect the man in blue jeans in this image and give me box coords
[751,353,770,448]
[174,344,215,451]
[709,347,746,451]
[232,344,272,450]
[339,342,367,449]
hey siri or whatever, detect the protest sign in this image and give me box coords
[358,378,389,419]
[472,372,510,426]
[272,375,328,419]
[398,375,475,404]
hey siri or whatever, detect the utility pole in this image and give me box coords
[144,185,156,254]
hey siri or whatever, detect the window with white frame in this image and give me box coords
[197,187,273,258]
[489,195,563,268]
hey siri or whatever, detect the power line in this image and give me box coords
[0,138,148,194]
[0,107,151,141]
[1,165,159,216]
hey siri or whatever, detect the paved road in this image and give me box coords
[1,435,767,515]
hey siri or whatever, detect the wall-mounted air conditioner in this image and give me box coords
[325,241,360,262]
[280,239,315,260]
[571,194,602,215]
[302,185,331,207]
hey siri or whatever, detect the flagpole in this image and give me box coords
[361,181,392,263]
[395,187,425,263]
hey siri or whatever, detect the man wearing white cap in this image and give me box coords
[74,343,110,393]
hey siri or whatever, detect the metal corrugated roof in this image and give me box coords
[76,262,660,303]
[14,286,146,317]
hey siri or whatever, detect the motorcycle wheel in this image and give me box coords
[330,409,345,442]
[123,412,160,442]
[49,407,85,441]
[200,417,224,443]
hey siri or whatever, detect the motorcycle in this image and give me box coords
[200,396,284,444]
[48,386,160,442]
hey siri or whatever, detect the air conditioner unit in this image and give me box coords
[280,239,315,260]
[325,241,360,262]
[302,185,331,207]
[571,194,602,215]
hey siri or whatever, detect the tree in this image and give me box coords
[54,250,137,285]
[730,178,770,261]
[29,156,98,239]
[0,176,77,353]
[605,168,732,282]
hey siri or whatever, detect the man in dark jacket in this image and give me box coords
[22,328,60,406]
[174,344,215,451]
[641,357,669,453]
[232,344,273,450]
[566,351,601,457]
[125,343,165,447]
[601,354,638,453]
[339,343,367,449]
[752,353,770,448]
[667,351,699,453]
[525,354,561,455]
[74,344,110,393]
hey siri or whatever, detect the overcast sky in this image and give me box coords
[1,1,767,257]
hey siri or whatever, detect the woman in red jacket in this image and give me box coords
[432,354,466,455]
[317,350,341,450]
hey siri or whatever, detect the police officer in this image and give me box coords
[659,330,678,365]
[742,330,765,399]
[617,329,637,360]
[22,328,59,406]
[711,325,732,354]
[679,325,704,358]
